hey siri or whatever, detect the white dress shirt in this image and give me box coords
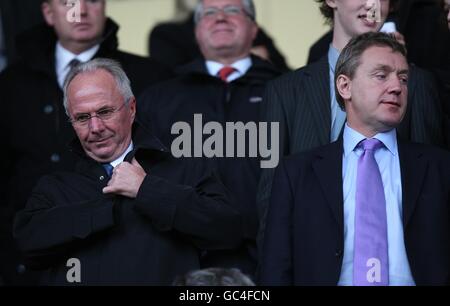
[55,42,99,88]
[109,142,134,168]
[206,57,252,83]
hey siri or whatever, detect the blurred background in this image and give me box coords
[106,0,329,68]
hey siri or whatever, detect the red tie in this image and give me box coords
[218,66,236,82]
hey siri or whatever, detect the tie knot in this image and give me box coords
[218,66,236,82]
[69,58,81,69]
[102,163,114,177]
[359,138,384,152]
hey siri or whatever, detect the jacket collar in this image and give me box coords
[69,121,170,164]
[312,137,344,229]
[174,54,281,84]
[312,133,429,231]
[15,18,120,76]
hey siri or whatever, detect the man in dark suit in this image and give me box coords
[13,58,243,285]
[256,0,444,259]
[138,0,281,279]
[260,32,450,286]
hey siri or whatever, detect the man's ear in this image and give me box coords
[41,1,55,26]
[325,0,337,9]
[128,97,137,122]
[336,74,352,102]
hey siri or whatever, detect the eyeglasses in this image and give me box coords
[69,102,127,126]
[200,5,252,20]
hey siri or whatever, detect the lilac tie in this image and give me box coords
[353,139,389,286]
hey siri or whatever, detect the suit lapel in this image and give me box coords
[304,57,332,145]
[398,142,428,228]
[312,140,344,228]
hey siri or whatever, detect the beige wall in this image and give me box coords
[106,0,331,68]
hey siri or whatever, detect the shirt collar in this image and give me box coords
[343,124,398,157]
[55,42,100,75]
[109,142,134,168]
[205,56,252,79]
[328,44,340,73]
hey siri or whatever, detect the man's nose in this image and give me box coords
[88,116,106,133]
[79,0,88,16]
[388,76,403,95]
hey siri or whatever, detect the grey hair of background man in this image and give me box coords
[63,58,134,116]
[193,0,256,24]
[334,32,408,110]
[173,268,255,286]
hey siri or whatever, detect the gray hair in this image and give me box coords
[335,32,407,110]
[194,0,256,24]
[63,58,134,115]
[173,268,255,286]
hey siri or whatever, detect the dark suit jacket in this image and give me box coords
[256,56,444,261]
[0,0,43,65]
[260,137,450,286]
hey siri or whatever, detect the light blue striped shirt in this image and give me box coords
[338,124,415,286]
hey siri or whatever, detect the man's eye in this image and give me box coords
[225,7,241,15]
[203,9,217,17]
[97,108,114,117]
[375,74,386,80]
[75,114,90,122]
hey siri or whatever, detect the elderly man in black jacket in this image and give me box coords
[13,58,242,286]
[138,0,281,279]
[0,0,171,285]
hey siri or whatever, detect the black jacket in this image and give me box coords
[0,0,44,66]
[13,125,243,285]
[0,18,171,285]
[137,56,281,277]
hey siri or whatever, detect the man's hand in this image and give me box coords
[103,158,147,198]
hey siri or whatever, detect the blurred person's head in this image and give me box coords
[316,0,393,50]
[194,0,258,65]
[173,268,255,286]
[444,0,450,30]
[42,0,106,54]
[335,32,408,137]
[63,58,136,163]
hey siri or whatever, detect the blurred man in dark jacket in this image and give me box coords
[138,0,281,279]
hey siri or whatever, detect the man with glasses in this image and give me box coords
[0,0,171,285]
[13,58,243,286]
[138,0,280,279]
